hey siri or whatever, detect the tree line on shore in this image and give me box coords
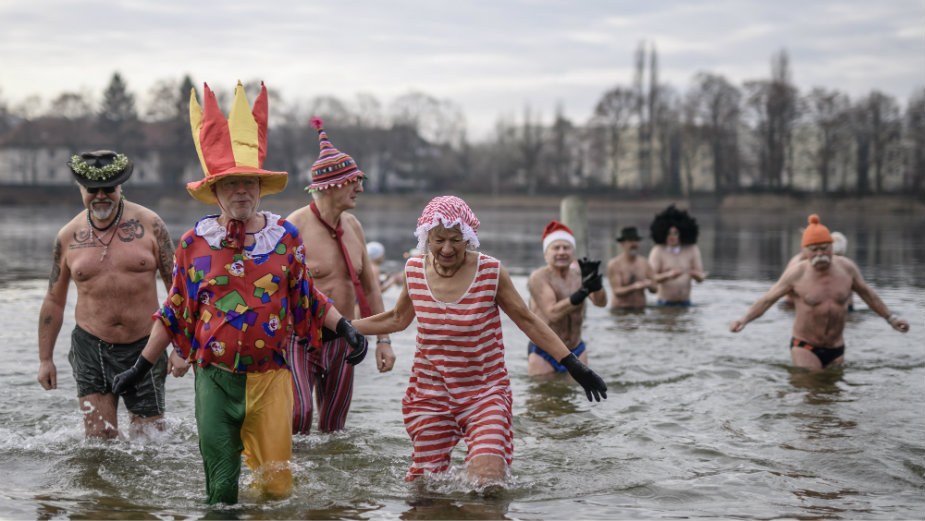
[2,44,923,197]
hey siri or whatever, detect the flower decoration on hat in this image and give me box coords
[67,150,133,188]
[801,214,833,246]
[414,196,480,251]
[542,221,576,252]
[186,81,288,205]
[305,117,365,192]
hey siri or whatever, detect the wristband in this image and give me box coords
[377,338,391,344]
[886,313,898,323]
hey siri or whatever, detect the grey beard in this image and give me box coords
[811,255,831,266]
[90,202,114,221]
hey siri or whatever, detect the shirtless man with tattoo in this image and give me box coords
[37,150,177,438]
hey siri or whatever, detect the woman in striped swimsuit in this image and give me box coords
[352,196,607,486]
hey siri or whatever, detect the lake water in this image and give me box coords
[0,198,923,520]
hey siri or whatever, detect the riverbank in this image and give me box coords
[3,184,923,216]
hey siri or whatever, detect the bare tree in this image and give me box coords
[804,87,851,192]
[590,86,637,189]
[855,91,902,192]
[653,85,682,195]
[905,87,925,193]
[546,103,575,189]
[743,50,799,189]
[48,91,95,120]
[689,72,741,193]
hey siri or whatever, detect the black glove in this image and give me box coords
[581,271,604,293]
[112,356,153,396]
[569,287,590,305]
[560,353,607,402]
[578,257,601,278]
[336,317,368,365]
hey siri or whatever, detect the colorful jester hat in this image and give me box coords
[306,117,365,192]
[186,81,288,205]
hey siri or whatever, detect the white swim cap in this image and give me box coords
[831,231,847,256]
[366,241,385,261]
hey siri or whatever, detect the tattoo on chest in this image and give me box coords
[70,229,96,249]
[118,219,144,242]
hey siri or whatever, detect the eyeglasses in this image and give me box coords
[86,186,116,194]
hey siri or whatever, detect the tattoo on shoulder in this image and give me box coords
[49,238,62,288]
[152,217,176,281]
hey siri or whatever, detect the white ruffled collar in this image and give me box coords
[195,211,285,256]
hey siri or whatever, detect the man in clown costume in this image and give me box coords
[112,81,368,504]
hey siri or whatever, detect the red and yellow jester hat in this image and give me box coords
[186,81,288,205]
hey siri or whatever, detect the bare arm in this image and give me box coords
[528,270,582,322]
[151,214,175,291]
[352,282,416,336]
[37,235,69,390]
[354,224,396,371]
[589,286,607,307]
[499,266,572,361]
[689,246,706,283]
[607,260,652,297]
[847,259,910,333]
[649,248,681,282]
[729,267,798,332]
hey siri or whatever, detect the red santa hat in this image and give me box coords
[542,220,576,252]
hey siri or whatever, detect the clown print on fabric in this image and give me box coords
[155,212,329,373]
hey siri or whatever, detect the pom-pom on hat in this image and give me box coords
[414,196,480,251]
[801,214,833,246]
[831,231,847,256]
[186,81,288,205]
[306,118,365,192]
[542,221,576,252]
[68,149,133,189]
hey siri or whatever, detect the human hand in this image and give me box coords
[112,356,153,395]
[167,351,190,378]
[37,360,57,390]
[376,340,396,372]
[559,353,607,402]
[729,320,745,333]
[888,316,910,333]
[581,271,604,293]
[337,317,368,365]
[578,257,601,278]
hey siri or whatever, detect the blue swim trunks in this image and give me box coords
[527,340,586,373]
[657,299,691,307]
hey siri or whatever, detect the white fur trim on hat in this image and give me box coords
[543,230,575,252]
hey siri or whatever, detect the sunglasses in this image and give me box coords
[86,186,116,194]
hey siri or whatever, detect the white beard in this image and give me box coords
[90,201,114,221]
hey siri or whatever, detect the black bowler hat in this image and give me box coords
[67,149,134,189]
[616,226,642,242]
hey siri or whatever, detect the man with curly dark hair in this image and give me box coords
[647,205,706,306]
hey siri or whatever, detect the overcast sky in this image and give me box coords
[1,0,922,139]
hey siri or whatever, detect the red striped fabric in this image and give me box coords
[404,253,510,405]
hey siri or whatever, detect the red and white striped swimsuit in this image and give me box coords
[401,253,514,480]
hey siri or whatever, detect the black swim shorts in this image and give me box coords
[68,325,168,418]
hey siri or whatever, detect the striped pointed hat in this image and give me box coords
[306,117,365,192]
[187,81,288,205]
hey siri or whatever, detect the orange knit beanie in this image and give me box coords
[801,214,833,246]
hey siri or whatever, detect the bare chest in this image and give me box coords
[302,226,364,282]
[68,220,155,282]
[794,271,852,307]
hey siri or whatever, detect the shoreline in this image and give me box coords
[2,185,923,215]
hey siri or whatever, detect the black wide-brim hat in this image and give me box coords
[616,226,642,242]
[67,150,134,189]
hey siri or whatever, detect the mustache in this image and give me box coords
[811,255,831,266]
